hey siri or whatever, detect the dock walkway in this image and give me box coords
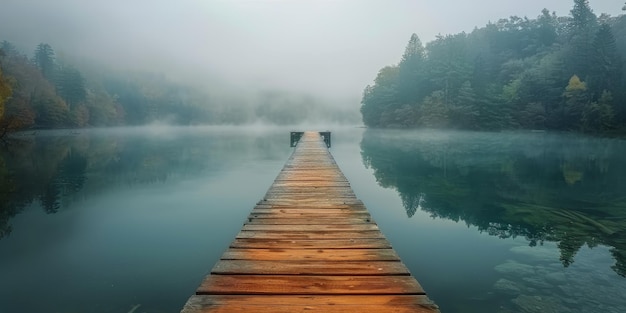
[181,131,440,312]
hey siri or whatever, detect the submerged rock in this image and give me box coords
[521,277,553,290]
[493,278,522,296]
[495,260,536,277]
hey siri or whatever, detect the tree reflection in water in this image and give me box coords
[0,128,286,241]
[360,129,626,277]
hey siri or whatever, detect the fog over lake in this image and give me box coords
[2,1,626,312]
[1,127,625,312]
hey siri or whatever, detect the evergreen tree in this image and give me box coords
[588,24,622,98]
[0,41,18,57]
[567,0,598,79]
[582,90,614,131]
[56,66,86,109]
[570,0,597,32]
[450,81,479,129]
[361,66,400,127]
[418,90,449,128]
[397,34,426,105]
[536,9,558,48]
[33,43,56,80]
[427,34,473,107]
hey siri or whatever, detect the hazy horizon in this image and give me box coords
[2,0,624,104]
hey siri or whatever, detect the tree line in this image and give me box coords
[0,41,217,135]
[361,0,626,133]
[0,42,358,138]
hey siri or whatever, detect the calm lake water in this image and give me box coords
[1,126,625,313]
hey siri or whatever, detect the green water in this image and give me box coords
[1,126,625,313]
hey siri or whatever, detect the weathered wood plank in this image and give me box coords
[220,248,400,261]
[248,213,372,220]
[182,295,439,313]
[259,199,364,204]
[241,224,380,232]
[197,275,425,295]
[236,230,386,240]
[251,208,368,214]
[211,260,411,275]
[255,203,366,209]
[230,238,392,249]
[184,295,437,306]
[245,217,374,225]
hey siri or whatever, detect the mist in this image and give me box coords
[1,0,625,128]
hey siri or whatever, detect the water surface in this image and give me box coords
[1,127,625,313]
[339,129,626,313]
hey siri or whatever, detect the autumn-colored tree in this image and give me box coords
[1,50,15,138]
[0,66,12,120]
[563,75,590,130]
[1,47,60,130]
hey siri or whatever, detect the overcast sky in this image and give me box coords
[1,0,624,101]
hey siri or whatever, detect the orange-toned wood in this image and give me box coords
[197,275,424,295]
[180,131,439,313]
[236,230,385,240]
[245,217,373,225]
[241,224,380,231]
[220,248,400,261]
[211,260,411,275]
[181,295,439,313]
[230,238,392,249]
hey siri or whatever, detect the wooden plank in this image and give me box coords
[259,200,364,205]
[248,213,372,220]
[263,198,358,202]
[184,295,436,306]
[241,224,380,232]
[196,275,425,295]
[266,181,351,186]
[182,295,440,313]
[251,208,368,214]
[236,230,386,240]
[211,260,410,275]
[230,238,392,249]
[255,203,366,209]
[245,217,374,225]
[220,248,400,261]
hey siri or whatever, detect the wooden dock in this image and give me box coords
[180,131,440,313]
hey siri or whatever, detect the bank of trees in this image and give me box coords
[0,41,209,134]
[0,41,358,137]
[361,0,626,133]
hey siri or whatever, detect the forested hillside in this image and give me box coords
[361,0,626,133]
[0,42,357,136]
[0,42,217,132]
